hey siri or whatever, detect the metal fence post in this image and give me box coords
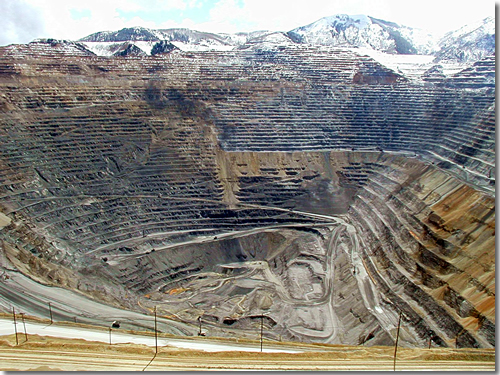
[48,302,53,324]
[154,306,158,354]
[393,312,402,371]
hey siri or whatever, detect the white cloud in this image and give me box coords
[0,0,46,45]
[19,0,133,40]
[385,0,495,35]
[17,0,205,40]
[206,0,248,32]
[193,0,494,35]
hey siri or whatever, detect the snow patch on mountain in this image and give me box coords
[29,38,96,56]
[358,47,466,83]
[82,41,158,56]
[82,27,161,42]
[239,32,297,50]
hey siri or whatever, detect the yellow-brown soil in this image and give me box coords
[0,333,494,371]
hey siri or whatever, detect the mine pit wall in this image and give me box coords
[215,150,359,213]
[1,148,493,348]
[341,154,495,348]
[0,43,495,347]
[208,151,495,348]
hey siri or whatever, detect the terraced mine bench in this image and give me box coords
[0,41,494,348]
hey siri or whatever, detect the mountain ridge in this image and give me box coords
[286,14,436,54]
[434,16,495,62]
[56,14,493,62]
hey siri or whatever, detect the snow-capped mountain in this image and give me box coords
[81,27,164,42]
[237,32,297,50]
[80,18,438,56]
[79,27,275,54]
[80,27,227,54]
[434,16,495,62]
[287,14,438,54]
[76,14,494,64]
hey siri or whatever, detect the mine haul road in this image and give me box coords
[0,329,495,371]
[0,267,196,335]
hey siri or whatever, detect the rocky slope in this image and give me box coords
[287,14,437,54]
[433,16,495,63]
[0,29,495,349]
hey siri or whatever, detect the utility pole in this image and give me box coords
[48,302,53,324]
[12,307,18,346]
[21,313,28,342]
[393,311,402,371]
[154,306,158,354]
[198,316,202,336]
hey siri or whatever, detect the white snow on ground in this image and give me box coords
[0,319,300,353]
[357,47,467,80]
[134,41,156,54]
[81,41,157,56]
[170,41,235,52]
[82,40,236,55]
[81,42,118,56]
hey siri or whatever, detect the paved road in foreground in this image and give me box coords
[0,318,300,353]
[0,346,495,371]
[0,318,494,371]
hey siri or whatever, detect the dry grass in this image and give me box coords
[0,331,494,371]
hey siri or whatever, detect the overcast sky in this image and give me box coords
[1,0,496,46]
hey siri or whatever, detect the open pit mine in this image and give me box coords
[0,38,494,350]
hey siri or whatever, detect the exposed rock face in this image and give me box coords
[287,14,437,54]
[113,43,148,57]
[0,40,494,348]
[434,16,495,63]
[151,41,179,55]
